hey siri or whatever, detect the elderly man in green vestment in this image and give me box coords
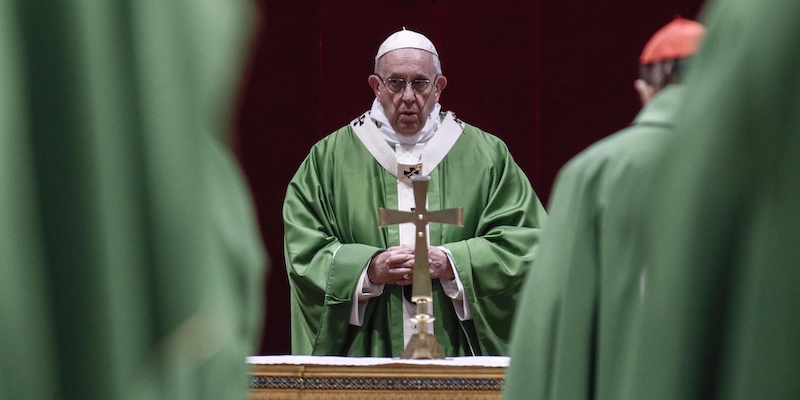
[504,17,705,399]
[284,29,547,357]
[0,1,266,399]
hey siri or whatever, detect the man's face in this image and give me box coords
[369,48,447,136]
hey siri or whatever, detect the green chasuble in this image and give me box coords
[0,1,266,399]
[284,116,547,357]
[504,85,685,400]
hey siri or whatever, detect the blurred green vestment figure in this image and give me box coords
[0,1,267,399]
[504,16,705,400]
[504,85,685,399]
[504,0,800,398]
[627,0,800,397]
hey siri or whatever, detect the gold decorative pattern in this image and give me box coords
[249,363,506,400]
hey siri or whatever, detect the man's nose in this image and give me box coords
[401,84,416,102]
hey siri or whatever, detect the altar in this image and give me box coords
[248,355,508,399]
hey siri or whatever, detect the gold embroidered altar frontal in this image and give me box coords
[248,355,508,400]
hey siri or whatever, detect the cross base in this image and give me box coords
[400,300,445,359]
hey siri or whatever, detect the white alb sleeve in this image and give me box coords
[437,246,472,320]
[349,259,385,326]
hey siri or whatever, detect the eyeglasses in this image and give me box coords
[377,75,434,94]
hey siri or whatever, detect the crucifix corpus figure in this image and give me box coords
[379,174,463,359]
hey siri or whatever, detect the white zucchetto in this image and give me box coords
[375,28,438,62]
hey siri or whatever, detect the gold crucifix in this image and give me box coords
[378,175,463,359]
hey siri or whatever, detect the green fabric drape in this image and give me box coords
[629,0,800,397]
[0,1,266,399]
[505,0,800,398]
[504,85,684,399]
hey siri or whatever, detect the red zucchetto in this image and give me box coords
[640,16,706,64]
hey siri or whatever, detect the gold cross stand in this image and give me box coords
[378,175,463,359]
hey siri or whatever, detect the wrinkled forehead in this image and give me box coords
[376,48,437,77]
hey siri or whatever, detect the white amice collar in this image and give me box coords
[370,99,441,145]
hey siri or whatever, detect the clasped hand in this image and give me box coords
[367,244,454,285]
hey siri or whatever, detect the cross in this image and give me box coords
[378,175,463,303]
[378,174,463,359]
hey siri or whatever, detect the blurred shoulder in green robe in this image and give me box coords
[629,0,800,397]
[505,15,705,399]
[0,1,267,399]
[506,0,800,398]
[504,83,686,399]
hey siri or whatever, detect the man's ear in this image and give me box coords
[434,75,447,93]
[634,79,656,105]
[434,75,448,98]
[368,75,382,97]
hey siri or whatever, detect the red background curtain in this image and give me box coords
[236,0,705,355]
